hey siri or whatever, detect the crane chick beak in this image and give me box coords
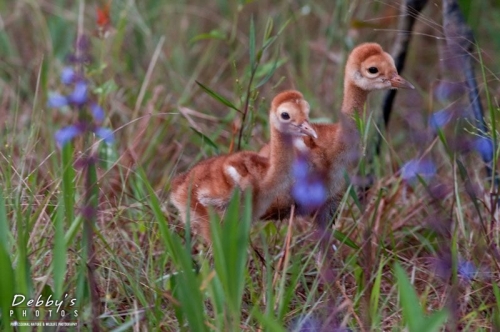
[299,121,318,139]
[390,74,415,89]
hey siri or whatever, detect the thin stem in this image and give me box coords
[236,64,258,151]
[84,157,101,331]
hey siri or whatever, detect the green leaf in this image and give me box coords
[0,187,9,250]
[249,17,256,70]
[171,245,207,332]
[210,190,252,328]
[493,283,500,329]
[53,197,66,299]
[333,230,359,250]
[0,244,14,331]
[190,29,226,43]
[251,308,287,332]
[61,143,75,225]
[346,181,361,210]
[395,263,448,332]
[263,17,273,43]
[94,79,119,96]
[255,57,285,89]
[262,36,277,52]
[140,168,207,332]
[395,262,423,331]
[370,258,385,320]
[276,18,291,35]
[195,81,240,113]
[110,316,142,332]
[494,283,500,312]
[64,214,83,246]
[417,310,448,332]
[189,127,220,154]
[0,189,14,331]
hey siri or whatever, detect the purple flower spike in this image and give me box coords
[91,103,105,122]
[68,81,88,105]
[95,127,114,144]
[401,158,436,183]
[474,136,494,163]
[47,92,68,108]
[61,67,76,85]
[429,109,452,131]
[55,125,82,147]
[76,35,91,53]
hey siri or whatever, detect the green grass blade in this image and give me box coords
[394,262,422,331]
[170,241,208,332]
[139,167,179,265]
[493,283,500,329]
[263,17,273,43]
[333,230,360,250]
[370,258,384,322]
[195,81,240,113]
[189,29,226,44]
[53,196,66,299]
[0,189,14,331]
[211,190,252,327]
[61,142,75,224]
[189,127,220,154]
[252,308,287,332]
[417,310,448,332]
[0,187,9,249]
[255,56,280,89]
[140,168,207,331]
[0,244,14,331]
[249,17,256,70]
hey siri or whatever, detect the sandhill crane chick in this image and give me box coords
[170,90,317,241]
[260,43,414,226]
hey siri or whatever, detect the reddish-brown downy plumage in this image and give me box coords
[260,43,414,225]
[170,90,317,241]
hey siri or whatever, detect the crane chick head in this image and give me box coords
[346,43,414,91]
[270,90,318,139]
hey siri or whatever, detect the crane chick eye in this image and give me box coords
[281,112,290,120]
[368,67,378,74]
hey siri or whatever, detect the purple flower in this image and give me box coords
[474,136,494,162]
[54,125,82,146]
[68,81,88,105]
[401,158,436,183]
[291,315,321,332]
[434,81,466,103]
[293,155,309,180]
[47,92,68,108]
[458,260,476,281]
[51,37,113,149]
[429,109,452,131]
[433,251,452,280]
[91,103,105,122]
[61,67,76,85]
[292,178,327,210]
[76,35,90,53]
[292,156,327,211]
[68,35,93,64]
[95,127,114,144]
